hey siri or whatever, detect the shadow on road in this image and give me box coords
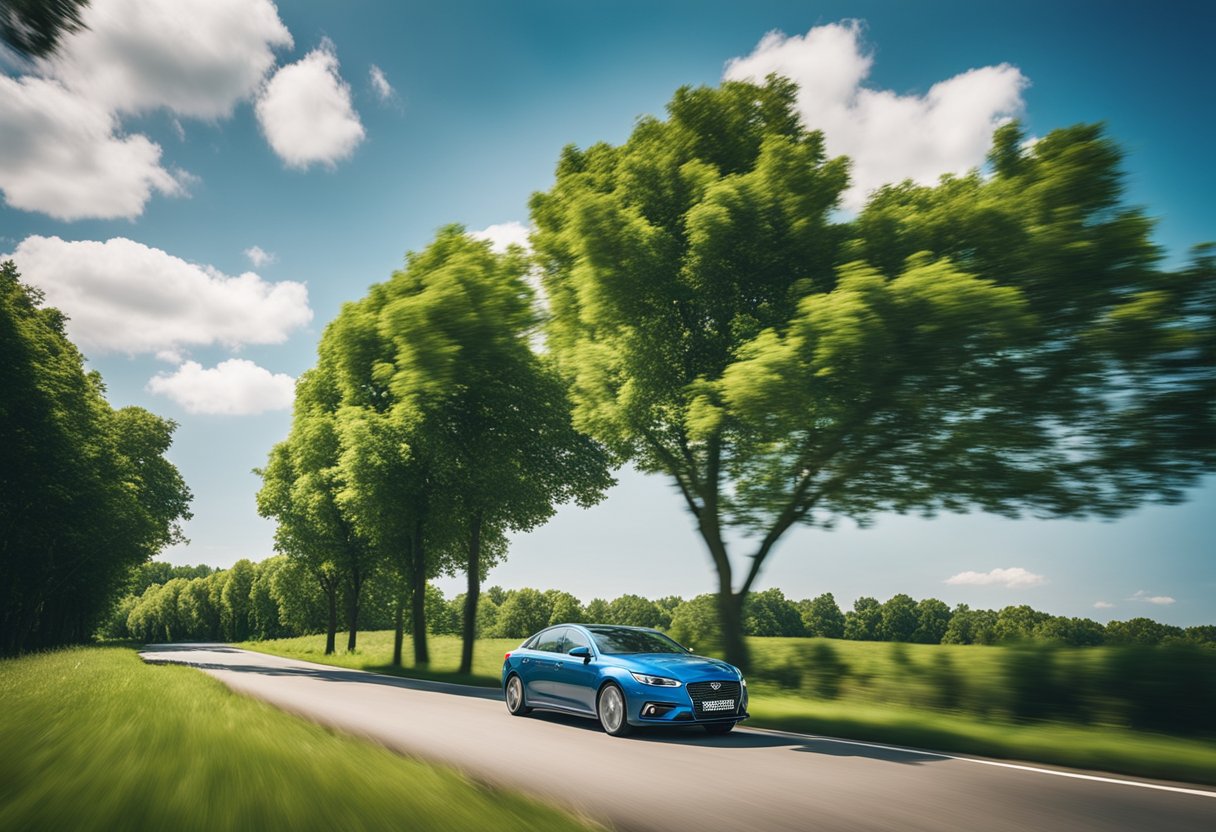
[141,644,944,767]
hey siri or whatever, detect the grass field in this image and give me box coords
[243,631,1216,785]
[0,646,595,832]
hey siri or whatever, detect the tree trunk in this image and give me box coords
[716,587,749,672]
[392,595,405,666]
[346,582,360,652]
[411,520,429,665]
[459,513,482,675]
[324,584,337,656]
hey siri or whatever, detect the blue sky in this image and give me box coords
[2,0,1212,624]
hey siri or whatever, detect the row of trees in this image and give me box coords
[257,77,1213,672]
[255,229,614,672]
[1,263,192,655]
[107,557,1214,651]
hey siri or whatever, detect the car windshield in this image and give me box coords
[586,627,686,655]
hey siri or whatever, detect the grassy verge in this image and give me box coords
[238,630,513,688]
[244,631,1216,785]
[0,646,595,832]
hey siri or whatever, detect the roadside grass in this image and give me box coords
[238,631,516,688]
[0,646,596,832]
[746,693,1216,786]
[244,631,1216,785]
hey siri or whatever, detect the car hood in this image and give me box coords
[609,653,740,680]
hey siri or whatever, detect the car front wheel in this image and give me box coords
[597,683,632,736]
[505,675,531,716]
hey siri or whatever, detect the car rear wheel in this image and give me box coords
[505,675,531,716]
[597,683,632,736]
[704,721,734,735]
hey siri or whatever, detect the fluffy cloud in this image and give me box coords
[945,567,1046,589]
[0,0,291,220]
[1093,601,1115,609]
[469,221,532,253]
[41,0,292,119]
[6,235,312,356]
[244,245,277,268]
[369,64,395,101]
[0,75,187,220]
[256,41,365,169]
[724,21,1027,210]
[147,359,295,415]
[1128,590,1176,606]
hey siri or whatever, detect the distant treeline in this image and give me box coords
[107,557,1214,651]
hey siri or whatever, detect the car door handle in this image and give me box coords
[555,662,563,669]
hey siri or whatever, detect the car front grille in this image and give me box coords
[686,680,742,719]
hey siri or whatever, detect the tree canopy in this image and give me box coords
[530,77,1215,669]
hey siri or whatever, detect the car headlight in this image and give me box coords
[630,672,682,687]
[741,677,747,688]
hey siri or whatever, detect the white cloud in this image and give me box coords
[945,567,1046,589]
[0,75,187,220]
[245,245,277,268]
[470,221,532,253]
[148,359,295,415]
[256,40,365,169]
[6,235,313,356]
[724,21,1027,210]
[42,0,291,119]
[1093,601,1115,610]
[369,64,395,101]
[0,0,291,220]
[1128,590,1176,606]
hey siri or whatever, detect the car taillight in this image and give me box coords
[503,652,512,660]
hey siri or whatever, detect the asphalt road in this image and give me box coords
[140,644,1215,832]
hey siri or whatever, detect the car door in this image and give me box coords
[553,627,598,713]
[524,627,565,705]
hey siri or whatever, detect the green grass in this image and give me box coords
[244,631,1216,785]
[746,693,1216,785]
[238,631,516,687]
[0,646,596,832]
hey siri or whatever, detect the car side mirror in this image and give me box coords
[569,646,592,663]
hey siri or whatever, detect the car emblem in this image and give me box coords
[710,682,721,691]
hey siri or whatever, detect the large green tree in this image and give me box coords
[1,261,192,654]
[313,227,611,670]
[370,228,611,672]
[256,378,370,655]
[530,78,1215,670]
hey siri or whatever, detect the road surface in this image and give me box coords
[140,644,1215,832]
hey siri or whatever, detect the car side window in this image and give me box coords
[533,628,564,654]
[561,628,590,654]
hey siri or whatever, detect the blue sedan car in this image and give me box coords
[501,624,748,736]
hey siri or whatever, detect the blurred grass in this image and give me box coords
[244,631,1216,784]
[746,693,1216,785]
[0,646,595,832]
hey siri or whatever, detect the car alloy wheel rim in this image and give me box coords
[602,687,623,731]
[508,678,521,710]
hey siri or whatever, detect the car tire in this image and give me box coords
[597,683,632,736]
[505,674,531,716]
[704,721,734,735]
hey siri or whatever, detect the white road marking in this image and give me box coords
[744,727,1216,799]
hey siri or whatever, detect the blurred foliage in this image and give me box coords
[0,0,89,59]
[1,262,192,655]
[0,647,593,831]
